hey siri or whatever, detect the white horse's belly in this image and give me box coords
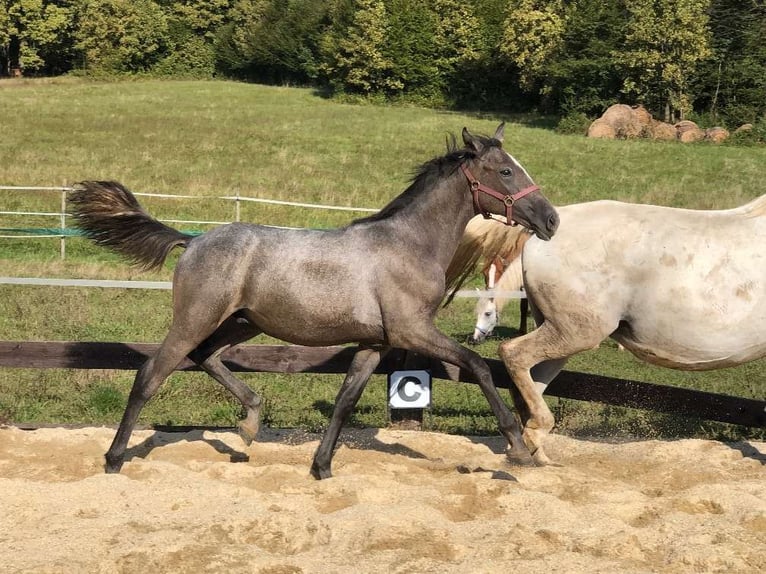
[617,305,766,370]
[620,262,766,369]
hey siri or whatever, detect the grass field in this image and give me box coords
[1,78,765,441]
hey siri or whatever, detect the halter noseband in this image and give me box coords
[460,163,540,226]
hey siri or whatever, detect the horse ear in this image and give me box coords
[494,122,505,142]
[445,133,458,153]
[462,127,484,153]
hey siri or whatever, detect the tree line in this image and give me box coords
[2,0,765,128]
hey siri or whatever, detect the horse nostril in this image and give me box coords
[547,212,560,232]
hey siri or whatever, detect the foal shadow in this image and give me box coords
[727,441,766,465]
[335,427,429,461]
[121,428,250,465]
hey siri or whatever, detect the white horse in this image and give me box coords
[448,196,766,464]
[471,259,526,343]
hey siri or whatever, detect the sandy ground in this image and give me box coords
[0,425,764,574]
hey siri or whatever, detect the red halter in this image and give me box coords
[460,163,540,226]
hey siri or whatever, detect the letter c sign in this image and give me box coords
[388,370,431,409]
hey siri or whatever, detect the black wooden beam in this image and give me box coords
[1,341,763,428]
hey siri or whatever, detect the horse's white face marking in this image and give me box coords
[472,297,499,343]
[503,149,535,185]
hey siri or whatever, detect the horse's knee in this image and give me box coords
[498,339,526,371]
[526,409,555,433]
[498,338,515,360]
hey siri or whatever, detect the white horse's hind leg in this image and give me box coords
[498,321,603,465]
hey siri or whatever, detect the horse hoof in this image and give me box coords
[531,449,557,467]
[104,455,124,474]
[505,447,535,467]
[310,463,332,480]
[238,421,259,446]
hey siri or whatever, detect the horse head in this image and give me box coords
[470,291,499,344]
[461,123,559,241]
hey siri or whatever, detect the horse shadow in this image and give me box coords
[314,400,516,480]
[727,441,766,465]
[120,428,251,465]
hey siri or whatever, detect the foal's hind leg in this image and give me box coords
[499,321,603,465]
[311,345,389,480]
[105,329,204,473]
[187,312,263,445]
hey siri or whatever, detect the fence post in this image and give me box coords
[235,189,241,222]
[60,184,67,259]
[387,350,428,430]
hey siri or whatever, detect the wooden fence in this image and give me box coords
[1,340,764,429]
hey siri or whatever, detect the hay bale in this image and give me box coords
[601,104,634,127]
[600,104,644,138]
[705,127,729,143]
[734,123,753,133]
[587,118,616,139]
[648,120,677,141]
[678,127,705,143]
[674,120,699,136]
[631,105,653,129]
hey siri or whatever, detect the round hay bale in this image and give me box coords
[601,104,634,128]
[601,104,644,138]
[734,123,753,133]
[648,120,677,141]
[678,127,705,143]
[674,120,699,136]
[705,127,729,143]
[587,119,616,139]
[631,105,653,128]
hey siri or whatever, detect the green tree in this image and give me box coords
[152,0,231,77]
[74,0,169,73]
[619,0,712,122]
[164,0,231,38]
[216,0,329,84]
[383,0,440,100]
[1,0,73,75]
[499,0,567,90]
[319,0,401,95]
[693,0,766,124]
[213,0,269,78]
[544,0,626,115]
[432,0,483,101]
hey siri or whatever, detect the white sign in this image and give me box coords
[388,370,431,409]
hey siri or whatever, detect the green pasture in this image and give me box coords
[1,78,764,441]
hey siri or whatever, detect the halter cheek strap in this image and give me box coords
[460,164,540,226]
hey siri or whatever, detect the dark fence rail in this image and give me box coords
[1,340,764,428]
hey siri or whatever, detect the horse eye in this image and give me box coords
[499,168,513,177]
[484,311,493,317]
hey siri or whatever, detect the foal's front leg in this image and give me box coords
[398,324,533,466]
[311,345,389,480]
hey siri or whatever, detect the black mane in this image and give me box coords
[351,134,501,225]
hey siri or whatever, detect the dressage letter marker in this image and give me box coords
[388,370,431,409]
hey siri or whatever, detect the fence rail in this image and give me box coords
[1,340,763,429]
[0,185,381,255]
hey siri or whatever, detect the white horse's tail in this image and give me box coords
[445,215,532,296]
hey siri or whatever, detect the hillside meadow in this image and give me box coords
[1,78,764,441]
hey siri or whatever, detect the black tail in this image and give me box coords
[69,181,192,270]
